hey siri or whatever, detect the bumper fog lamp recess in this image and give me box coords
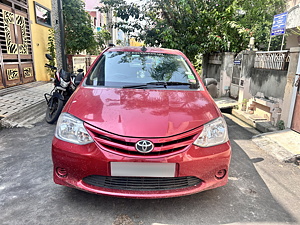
[56,167,68,177]
[215,169,226,180]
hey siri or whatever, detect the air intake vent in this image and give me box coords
[83,175,202,191]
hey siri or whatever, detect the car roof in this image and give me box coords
[106,46,185,56]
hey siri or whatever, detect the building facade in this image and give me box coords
[285,0,300,133]
[0,0,52,89]
[29,0,52,82]
[286,0,300,49]
[85,0,119,45]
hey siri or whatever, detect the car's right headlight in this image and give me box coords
[55,113,93,145]
[193,117,229,147]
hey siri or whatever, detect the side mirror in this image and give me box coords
[45,54,53,61]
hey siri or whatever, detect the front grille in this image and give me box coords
[101,144,186,156]
[95,134,195,148]
[85,124,202,156]
[83,175,202,191]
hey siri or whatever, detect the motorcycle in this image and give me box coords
[44,54,84,124]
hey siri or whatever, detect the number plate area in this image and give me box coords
[111,162,176,177]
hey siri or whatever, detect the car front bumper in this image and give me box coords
[52,137,231,199]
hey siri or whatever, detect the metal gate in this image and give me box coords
[291,76,300,133]
[0,0,35,89]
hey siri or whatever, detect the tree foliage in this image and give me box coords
[87,29,112,55]
[95,29,112,50]
[62,0,97,54]
[233,0,285,51]
[99,0,285,61]
[47,28,56,77]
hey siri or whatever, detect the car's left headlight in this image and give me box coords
[193,117,229,147]
[55,113,93,145]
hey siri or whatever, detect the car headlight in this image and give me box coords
[193,117,229,147]
[55,113,93,145]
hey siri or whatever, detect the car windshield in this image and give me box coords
[85,51,201,90]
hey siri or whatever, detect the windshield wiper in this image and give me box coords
[122,81,192,89]
[162,81,192,86]
[122,82,166,89]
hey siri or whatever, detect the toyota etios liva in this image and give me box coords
[52,46,231,198]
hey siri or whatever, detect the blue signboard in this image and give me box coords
[271,12,288,36]
[234,60,241,65]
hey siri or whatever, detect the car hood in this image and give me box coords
[67,87,220,137]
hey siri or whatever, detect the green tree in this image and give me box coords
[233,0,285,51]
[99,0,285,61]
[47,28,56,77]
[62,0,97,54]
[95,29,112,50]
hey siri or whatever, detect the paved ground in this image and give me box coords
[0,82,53,128]
[226,113,300,165]
[0,82,52,118]
[214,97,238,109]
[265,130,300,155]
[252,130,300,164]
[0,116,299,225]
[232,110,300,165]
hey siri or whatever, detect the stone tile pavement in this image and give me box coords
[252,129,300,165]
[0,81,53,128]
[231,108,300,165]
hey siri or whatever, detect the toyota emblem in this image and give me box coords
[135,140,154,153]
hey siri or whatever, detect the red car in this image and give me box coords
[52,46,231,198]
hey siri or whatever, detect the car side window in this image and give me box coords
[86,56,105,86]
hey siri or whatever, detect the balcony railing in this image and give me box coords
[254,50,290,70]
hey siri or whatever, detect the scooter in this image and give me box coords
[44,54,84,124]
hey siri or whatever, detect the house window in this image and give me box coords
[34,2,51,27]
